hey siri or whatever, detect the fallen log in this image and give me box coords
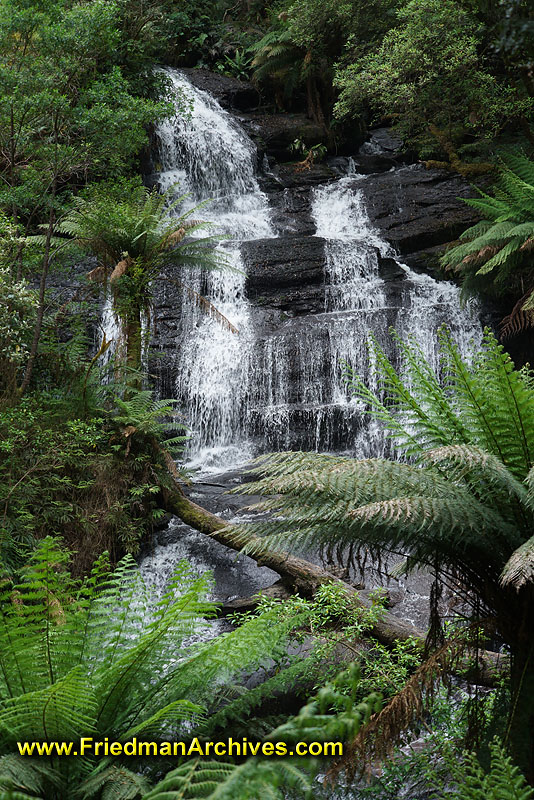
[164,485,509,687]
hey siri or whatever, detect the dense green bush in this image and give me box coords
[334,0,520,159]
[0,385,185,572]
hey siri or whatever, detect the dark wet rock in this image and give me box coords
[359,587,404,609]
[242,233,326,314]
[240,112,326,161]
[259,160,337,192]
[179,68,259,111]
[378,255,407,282]
[275,162,337,188]
[148,273,183,395]
[243,235,326,294]
[45,257,103,346]
[268,186,317,237]
[360,127,404,156]
[327,156,355,176]
[357,164,479,257]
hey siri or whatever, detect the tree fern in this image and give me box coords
[441,153,534,337]
[54,185,231,376]
[249,26,305,106]
[228,327,534,777]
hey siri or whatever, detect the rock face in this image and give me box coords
[240,112,326,161]
[144,72,488,447]
[357,164,479,262]
[243,236,326,314]
[179,68,259,111]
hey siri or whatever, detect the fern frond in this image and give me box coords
[0,754,59,796]
[440,154,534,324]
[500,535,534,590]
[78,765,150,800]
[330,637,465,779]
[441,737,534,800]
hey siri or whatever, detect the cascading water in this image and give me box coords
[154,69,272,472]
[306,168,481,456]
[139,77,484,800]
[152,71,480,469]
[246,169,480,457]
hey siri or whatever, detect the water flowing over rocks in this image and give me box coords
[127,69,488,653]
[145,69,482,472]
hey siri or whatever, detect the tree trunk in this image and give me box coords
[19,197,56,396]
[124,304,142,390]
[164,485,507,687]
[508,592,534,783]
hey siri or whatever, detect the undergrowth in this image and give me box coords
[0,382,185,573]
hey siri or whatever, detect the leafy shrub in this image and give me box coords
[0,270,37,397]
[0,387,184,573]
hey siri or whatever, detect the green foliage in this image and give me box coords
[215,49,252,81]
[0,269,37,394]
[249,0,395,117]
[433,738,533,800]
[232,329,534,588]
[289,138,328,163]
[58,187,221,275]
[334,0,522,155]
[146,663,380,800]
[249,21,306,109]
[230,582,419,703]
[0,538,379,800]
[0,0,169,224]
[441,153,534,335]
[111,391,187,455]
[54,185,227,374]
[0,378,186,571]
[0,538,310,799]
[161,0,226,67]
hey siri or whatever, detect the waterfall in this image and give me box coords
[153,70,480,472]
[154,69,272,472]
[308,170,481,456]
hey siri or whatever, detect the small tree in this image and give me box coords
[58,186,231,380]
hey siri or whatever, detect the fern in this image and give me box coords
[441,153,534,336]
[436,739,533,800]
[55,186,232,376]
[0,540,307,798]
[144,664,380,800]
[232,329,534,582]
[228,327,534,776]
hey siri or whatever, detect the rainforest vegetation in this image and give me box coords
[1,0,534,797]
